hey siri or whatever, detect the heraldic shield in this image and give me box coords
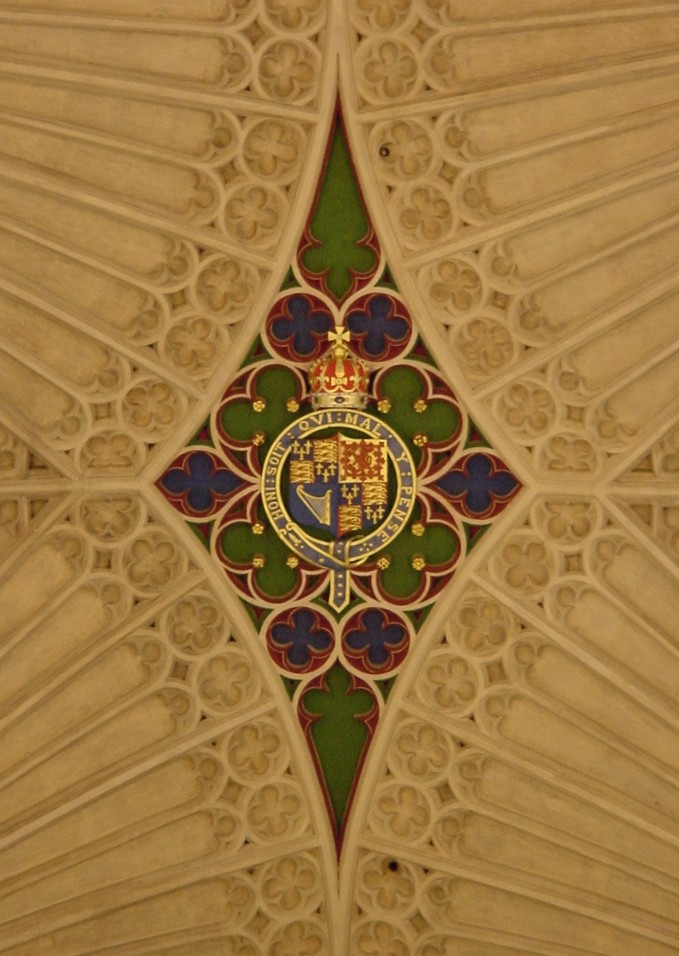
[288,433,389,539]
[262,407,416,611]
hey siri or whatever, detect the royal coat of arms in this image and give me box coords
[262,327,415,609]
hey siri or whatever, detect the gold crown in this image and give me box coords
[308,326,369,410]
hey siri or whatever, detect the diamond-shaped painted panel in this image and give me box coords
[158,111,521,846]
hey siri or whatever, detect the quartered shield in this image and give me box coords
[288,433,389,538]
[262,408,416,610]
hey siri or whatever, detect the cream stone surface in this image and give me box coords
[0,1,677,953]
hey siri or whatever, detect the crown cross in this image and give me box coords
[328,325,351,353]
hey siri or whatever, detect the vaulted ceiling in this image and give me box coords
[1,1,679,953]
